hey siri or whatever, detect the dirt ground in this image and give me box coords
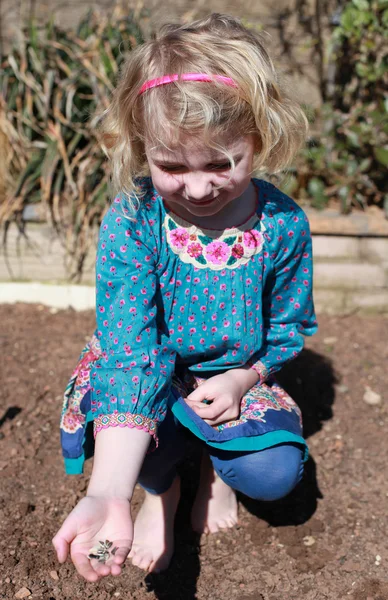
[0,303,387,600]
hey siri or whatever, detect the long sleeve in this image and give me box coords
[90,195,176,444]
[248,188,317,382]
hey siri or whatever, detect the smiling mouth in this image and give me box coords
[187,195,219,206]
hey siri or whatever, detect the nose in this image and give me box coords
[183,173,214,201]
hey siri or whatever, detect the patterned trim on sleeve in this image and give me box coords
[93,412,158,446]
[247,359,269,384]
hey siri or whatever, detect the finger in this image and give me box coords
[72,550,101,582]
[76,540,130,581]
[204,410,238,426]
[111,543,131,566]
[108,545,130,577]
[110,562,123,576]
[186,381,216,402]
[52,516,78,564]
[185,387,209,402]
[91,557,111,578]
[204,417,226,425]
[188,402,224,420]
[185,398,213,411]
[52,533,69,564]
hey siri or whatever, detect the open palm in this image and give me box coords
[52,495,133,582]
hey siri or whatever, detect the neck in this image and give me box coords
[164,180,257,230]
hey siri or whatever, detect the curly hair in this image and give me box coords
[96,13,308,211]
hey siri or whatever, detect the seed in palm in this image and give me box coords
[88,539,118,563]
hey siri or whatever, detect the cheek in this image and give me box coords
[152,172,182,195]
[219,168,249,191]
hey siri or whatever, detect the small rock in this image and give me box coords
[336,384,349,394]
[49,570,59,581]
[309,518,325,533]
[15,588,31,599]
[341,560,363,572]
[323,336,337,345]
[303,535,316,547]
[363,386,382,406]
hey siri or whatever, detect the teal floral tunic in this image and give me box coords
[60,178,317,474]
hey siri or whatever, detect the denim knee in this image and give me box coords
[210,443,304,502]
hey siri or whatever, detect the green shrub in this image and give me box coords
[285,0,388,215]
[1,2,387,281]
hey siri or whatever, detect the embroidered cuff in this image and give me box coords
[93,412,158,447]
[247,359,269,384]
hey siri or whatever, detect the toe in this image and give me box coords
[130,550,142,568]
[138,554,153,571]
[208,522,220,534]
[217,519,229,530]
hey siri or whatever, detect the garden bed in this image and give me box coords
[0,303,387,599]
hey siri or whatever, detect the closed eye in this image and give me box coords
[207,162,231,171]
[157,162,232,173]
[157,165,186,173]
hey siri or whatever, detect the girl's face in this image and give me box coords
[145,134,256,221]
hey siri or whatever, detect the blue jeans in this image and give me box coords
[138,409,304,502]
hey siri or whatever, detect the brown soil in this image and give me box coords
[0,303,387,600]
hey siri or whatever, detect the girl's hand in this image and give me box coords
[184,371,246,426]
[184,367,260,426]
[52,495,133,582]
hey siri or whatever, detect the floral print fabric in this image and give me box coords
[172,369,302,434]
[61,177,317,468]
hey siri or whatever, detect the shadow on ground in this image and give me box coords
[241,347,338,527]
[146,348,338,600]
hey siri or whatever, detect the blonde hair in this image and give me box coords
[97,13,308,209]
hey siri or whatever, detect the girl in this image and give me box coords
[53,13,317,582]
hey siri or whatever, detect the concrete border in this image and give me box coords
[306,207,388,236]
[0,282,95,310]
[1,282,387,314]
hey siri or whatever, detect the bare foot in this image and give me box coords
[191,451,238,534]
[129,476,180,573]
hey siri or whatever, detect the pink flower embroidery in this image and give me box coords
[243,229,263,249]
[61,411,85,433]
[205,241,230,265]
[231,244,244,258]
[170,228,189,249]
[187,242,203,258]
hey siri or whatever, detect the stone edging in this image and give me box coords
[306,208,388,236]
[1,208,388,314]
[1,281,387,315]
[0,283,95,310]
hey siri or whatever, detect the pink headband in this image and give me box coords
[138,73,237,95]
